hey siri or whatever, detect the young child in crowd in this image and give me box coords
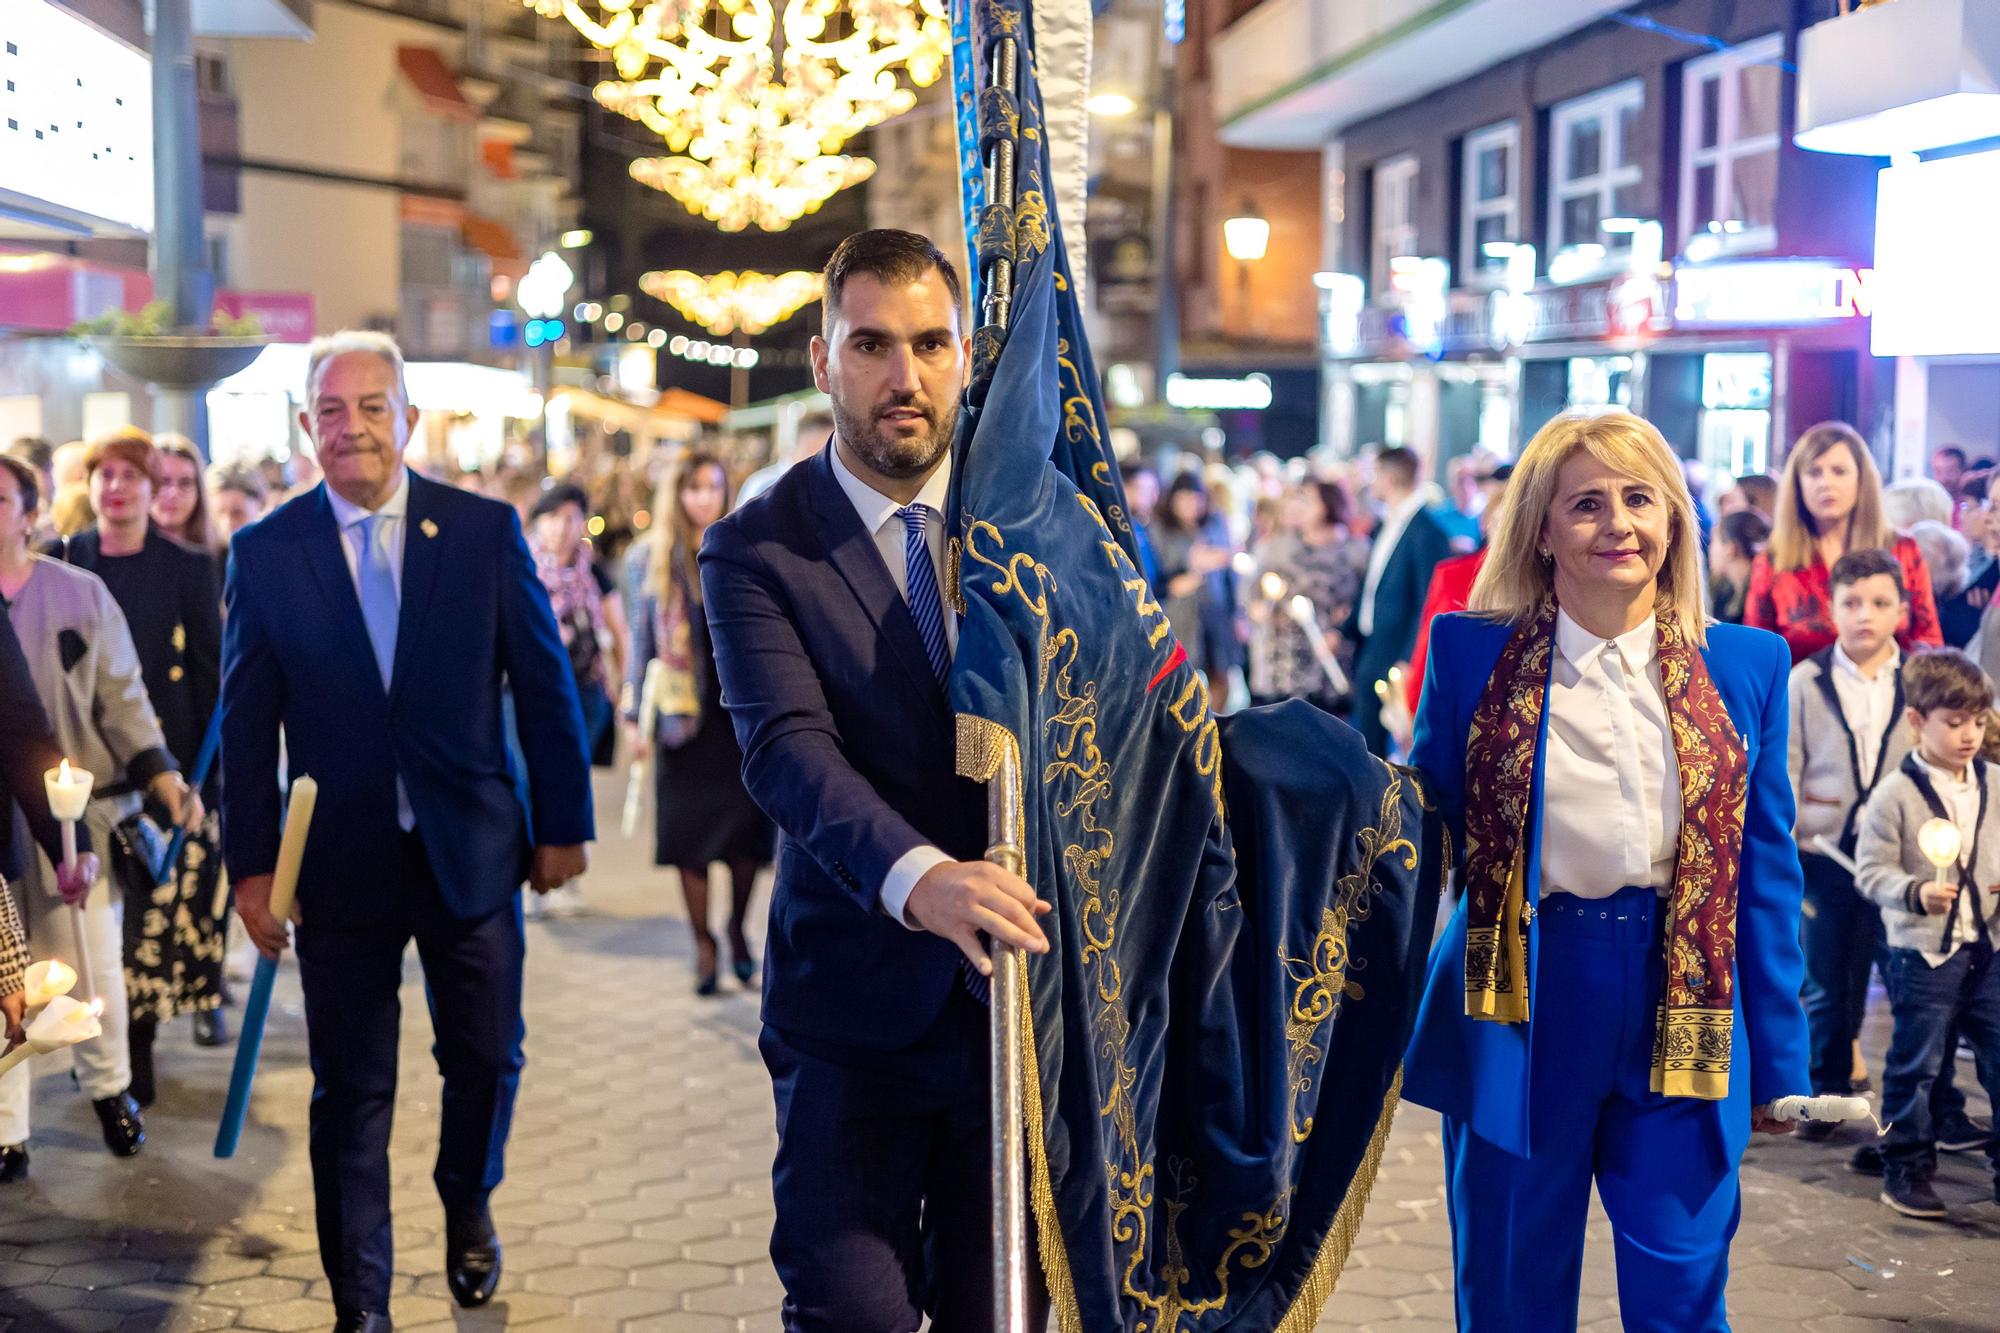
[1855,648,2000,1219]
[1789,550,1910,1136]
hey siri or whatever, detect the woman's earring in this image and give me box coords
[1539,549,1552,563]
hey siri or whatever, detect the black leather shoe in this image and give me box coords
[92,1092,145,1156]
[193,1008,229,1047]
[331,1309,393,1332]
[445,1204,502,1308]
[0,1145,27,1183]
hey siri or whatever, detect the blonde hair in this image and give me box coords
[650,450,731,615]
[1469,410,1707,645]
[1768,421,1890,572]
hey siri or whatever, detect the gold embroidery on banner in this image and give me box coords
[1280,770,1419,1142]
[1017,189,1051,260]
[945,535,966,615]
[960,493,1412,1328]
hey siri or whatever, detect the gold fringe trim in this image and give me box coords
[946,535,966,615]
[1018,943,1085,1333]
[1273,1068,1406,1333]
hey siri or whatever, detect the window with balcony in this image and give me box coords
[1371,154,1419,296]
[1548,81,1644,263]
[1460,121,1519,283]
[1681,35,1782,257]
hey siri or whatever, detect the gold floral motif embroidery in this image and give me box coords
[1280,769,1420,1142]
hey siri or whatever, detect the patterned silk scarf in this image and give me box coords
[1461,600,1750,1098]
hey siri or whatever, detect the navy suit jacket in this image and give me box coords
[221,473,594,926]
[699,448,985,1050]
[1348,505,1452,684]
[1404,612,1811,1158]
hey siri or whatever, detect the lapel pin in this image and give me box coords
[420,519,439,538]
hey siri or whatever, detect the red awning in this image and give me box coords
[397,46,476,122]
[461,215,522,264]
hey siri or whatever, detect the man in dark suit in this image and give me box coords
[222,332,594,1333]
[1346,445,1451,756]
[701,230,1050,1331]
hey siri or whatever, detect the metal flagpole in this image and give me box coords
[975,22,1030,1333]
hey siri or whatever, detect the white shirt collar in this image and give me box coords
[1833,641,1900,683]
[829,439,951,535]
[326,467,411,529]
[1922,755,1976,790]
[1379,489,1426,531]
[1555,607,1656,674]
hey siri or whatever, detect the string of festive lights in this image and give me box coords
[523,0,948,231]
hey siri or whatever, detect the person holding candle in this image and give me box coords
[1406,411,1810,1330]
[0,454,191,1168]
[221,331,594,1333]
[1853,648,2000,1219]
[52,428,228,1084]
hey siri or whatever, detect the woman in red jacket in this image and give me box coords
[1745,421,1943,662]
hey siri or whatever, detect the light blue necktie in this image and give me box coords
[900,506,988,1002]
[353,514,414,830]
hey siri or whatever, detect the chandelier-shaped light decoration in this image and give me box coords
[639,269,826,334]
[525,0,949,231]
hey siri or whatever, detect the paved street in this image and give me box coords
[0,772,1995,1331]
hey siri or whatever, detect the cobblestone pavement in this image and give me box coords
[0,772,1995,1330]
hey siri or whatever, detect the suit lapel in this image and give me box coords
[804,449,947,709]
[302,485,388,693]
[390,473,445,703]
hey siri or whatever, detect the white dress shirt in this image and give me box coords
[1357,491,1426,638]
[325,468,411,606]
[827,444,957,927]
[1538,610,1682,899]
[1830,642,1900,782]
[1915,757,1993,967]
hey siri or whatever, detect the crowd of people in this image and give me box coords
[0,275,1996,1327]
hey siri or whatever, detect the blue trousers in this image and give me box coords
[1443,887,1742,1333]
[1879,937,2000,1177]
[294,831,526,1312]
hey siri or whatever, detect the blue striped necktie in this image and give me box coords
[899,504,989,1004]
[899,505,951,684]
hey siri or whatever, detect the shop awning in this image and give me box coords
[397,46,477,122]
[462,214,523,264]
[553,385,729,429]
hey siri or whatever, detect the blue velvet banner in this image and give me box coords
[946,1,1445,1327]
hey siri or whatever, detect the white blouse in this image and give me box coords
[1538,610,1683,899]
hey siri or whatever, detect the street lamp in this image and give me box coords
[1222,201,1269,332]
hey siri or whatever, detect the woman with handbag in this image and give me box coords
[627,451,773,995]
[0,454,199,1166]
[52,429,226,1091]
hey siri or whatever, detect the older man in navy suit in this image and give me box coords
[222,331,593,1333]
[701,230,1051,1331]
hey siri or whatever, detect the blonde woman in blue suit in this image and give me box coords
[1406,411,1811,1331]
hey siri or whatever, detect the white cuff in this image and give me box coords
[880,844,953,929]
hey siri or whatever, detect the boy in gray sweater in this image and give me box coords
[1854,648,2000,1218]
[1789,549,1910,1128]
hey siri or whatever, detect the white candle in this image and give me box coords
[44,759,93,823]
[21,960,77,1009]
[0,994,102,1080]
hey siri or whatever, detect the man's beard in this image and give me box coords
[832,394,959,479]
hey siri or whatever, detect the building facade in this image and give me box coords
[1213,0,1887,482]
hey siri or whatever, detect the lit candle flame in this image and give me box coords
[58,758,72,783]
[1918,817,1962,871]
[1259,572,1286,601]
[22,960,77,1008]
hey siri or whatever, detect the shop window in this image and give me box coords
[1547,81,1644,267]
[1370,154,1419,297]
[1700,352,1773,477]
[1680,35,1782,258]
[1459,121,1519,284]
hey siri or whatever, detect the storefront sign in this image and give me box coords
[1165,373,1273,410]
[1523,276,1659,343]
[1673,261,1872,328]
[1873,151,2000,356]
[0,1,153,236]
[215,292,315,343]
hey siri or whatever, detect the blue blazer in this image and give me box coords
[1403,612,1811,1158]
[221,474,594,925]
[698,448,986,1050]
